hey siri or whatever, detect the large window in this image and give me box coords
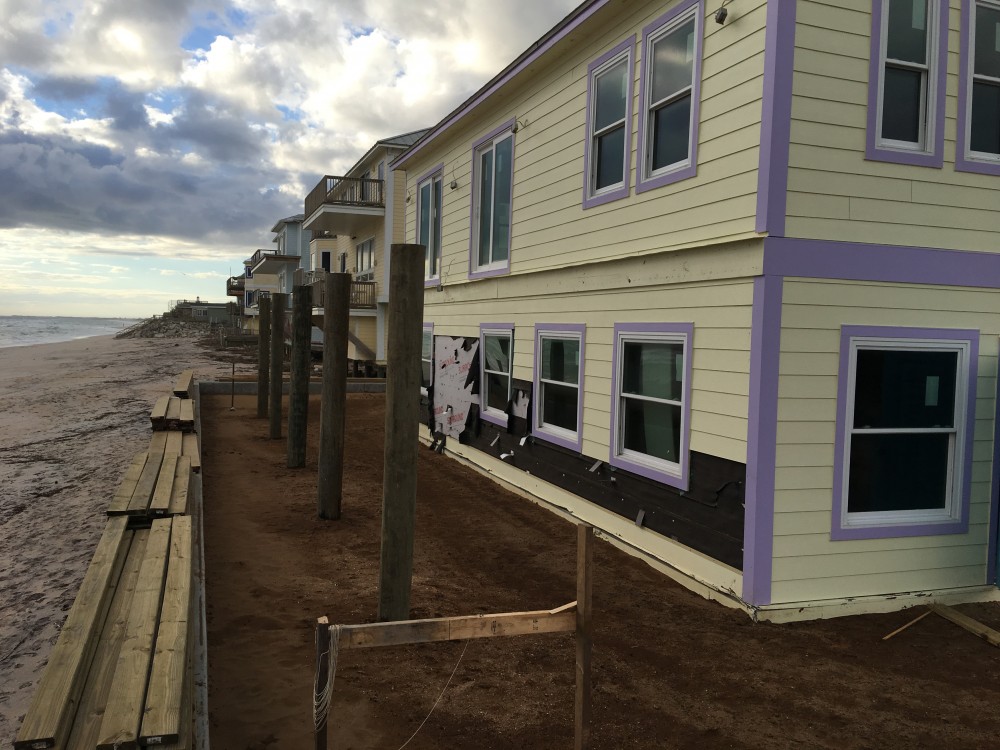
[609,323,692,490]
[355,238,374,281]
[958,1,1000,173]
[480,325,514,426]
[867,0,947,166]
[584,37,634,208]
[636,0,702,193]
[471,123,514,278]
[417,168,443,283]
[832,328,977,540]
[533,325,585,451]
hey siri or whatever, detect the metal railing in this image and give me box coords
[245,249,276,270]
[226,276,245,296]
[304,176,385,219]
[302,271,377,309]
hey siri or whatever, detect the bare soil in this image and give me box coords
[202,393,1000,750]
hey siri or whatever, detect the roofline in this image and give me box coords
[270,214,305,233]
[391,0,609,171]
[346,128,431,178]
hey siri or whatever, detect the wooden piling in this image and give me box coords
[318,273,351,520]
[314,616,330,750]
[377,244,424,622]
[257,295,271,419]
[288,285,313,467]
[269,293,286,439]
[575,524,593,750]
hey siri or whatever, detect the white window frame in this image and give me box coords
[421,325,434,395]
[418,171,443,282]
[355,237,375,281]
[480,326,514,426]
[585,41,634,205]
[533,325,585,451]
[471,125,515,277]
[966,0,1000,164]
[837,335,971,533]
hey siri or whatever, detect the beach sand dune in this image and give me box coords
[0,334,235,745]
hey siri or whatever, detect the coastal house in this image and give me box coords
[238,215,312,335]
[302,130,427,373]
[393,0,1000,620]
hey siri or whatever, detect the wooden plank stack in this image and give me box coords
[150,397,195,432]
[15,372,202,750]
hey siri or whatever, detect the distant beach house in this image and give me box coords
[168,298,235,325]
[301,130,428,374]
[237,215,312,334]
[392,0,1000,620]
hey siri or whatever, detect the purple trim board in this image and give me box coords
[468,118,516,281]
[582,36,636,210]
[479,323,515,428]
[607,322,693,492]
[635,0,703,194]
[533,323,587,453]
[956,0,1000,176]
[755,0,797,236]
[830,326,977,542]
[864,0,948,168]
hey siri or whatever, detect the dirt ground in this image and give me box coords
[202,393,1000,750]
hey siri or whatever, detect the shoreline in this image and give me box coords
[0,334,236,745]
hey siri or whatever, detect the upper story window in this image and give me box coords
[867,0,947,166]
[470,122,515,279]
[832,327,977,541]
[583,37,635,208]
[417,167,443,283]
[533,324,585,452]
[355,238,374,281]
[480,325,514,427]
[636,0,702,193]
[958,1,1000,174]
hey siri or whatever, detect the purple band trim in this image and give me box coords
[755,0,797,236]
[480,323,515,428]
[533,323,586,452]
[957,0,1000,175]
[468,119,516,281]
[831,326,977,541]
[742,275,783,606]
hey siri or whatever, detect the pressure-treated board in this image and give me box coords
[167,457,192,516]
[149,432,168,452]
[108,452,149,516]
[164,431,184,455]
[165,398,182,423]
[139,517,193,746]
[178,399,195,429]
[182,433,201,474]
[127,450,165,516]
[149,455,179,517]
[13,517,131,750]
[65,530,147,748]
[173,369,194,398]
[96,518,172,750]
[150,397,170,429]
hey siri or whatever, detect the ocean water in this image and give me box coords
[0,316,141,349]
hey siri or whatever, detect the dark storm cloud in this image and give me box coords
[162,92,267,164]
[31,76,101,101]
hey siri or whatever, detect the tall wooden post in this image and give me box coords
[288,285,313,467]
[575,524,594,750]
[257,295,271,418]
[318,273,351,520]
[269,293,286,439]
[377,244,424,622]
[314,616,330,750]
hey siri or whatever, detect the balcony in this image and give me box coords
[300,270,377,309]
[226,275,245,296]
[303,176,385,236]
[247,248,300,276]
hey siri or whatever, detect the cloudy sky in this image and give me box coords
[0,0,579,317]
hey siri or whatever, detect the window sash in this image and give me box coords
[474,132,513,270]
[418,175,442,279]
[536,333,581,439]
[590,54,629,195]
[644,11,697,177]
[967,1,1000,159]
[482,331,513,416]
[877,0,935,150]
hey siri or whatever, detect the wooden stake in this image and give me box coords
[287,285,313,467]
[269,293,286,439]
[257,295,271,419]
[575,524,593,750]
[318,273,351,520]
[377,244,425,622]
[882,609,932,641]
[315,616,330,750]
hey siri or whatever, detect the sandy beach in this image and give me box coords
[0,333,235,745]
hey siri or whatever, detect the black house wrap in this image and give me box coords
[421,335,745,570]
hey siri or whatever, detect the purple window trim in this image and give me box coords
[756,0,797,236]
[989,369,1000,583]
[865,0,948,168]
[635,0,704,195]
[479,323,515,428]
[416,163,444,287]
[468,118,517,281]
[956,0,1000,176]
[742,275,783,607]
[533,323,587,453]
[582,36,636,210]
[831,326,978,542]
[608,322,693,492]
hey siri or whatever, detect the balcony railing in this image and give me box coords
[245,248,276,269]
[226,276,245,296]
[304,176,385,220]
[301,270,377,309]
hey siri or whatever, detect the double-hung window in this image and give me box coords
[355,238,374,281]
[480,325,514,426]
[471,123,514,278]
[421,324,434,392]
[533,325,585,451]
[867,0,947,166]
[417,168,443,283]
[636,1,702,192]
[609,323,692,490]
[958,1,1000,173]
[584,38,634,207]
[832,327,977,540]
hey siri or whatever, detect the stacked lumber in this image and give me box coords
[107,451,192,518]
[150,397,195,432]
[149,430,202,474]
[173,369,194,398]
